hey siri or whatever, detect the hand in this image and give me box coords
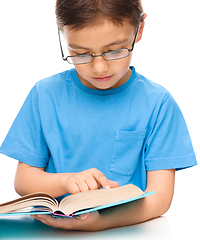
[66,168,119,194]
[32,211,104,231]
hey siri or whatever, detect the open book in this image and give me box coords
[0,184,154,218]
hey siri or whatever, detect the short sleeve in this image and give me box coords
[0,85,50,167]
[144,93,197,171]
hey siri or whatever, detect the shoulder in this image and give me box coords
[35,68,74,92]
[136,72,169,95]
[133,70,171,105]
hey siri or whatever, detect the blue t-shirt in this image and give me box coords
[0,66,197,195]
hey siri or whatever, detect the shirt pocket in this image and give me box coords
[110,129,146,176]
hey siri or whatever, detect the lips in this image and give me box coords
[93,75,113,82]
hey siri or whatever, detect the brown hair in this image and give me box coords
[56,0,144,30]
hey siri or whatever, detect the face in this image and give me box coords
[62,19,143,90]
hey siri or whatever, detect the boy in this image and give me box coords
[0,0,197,231]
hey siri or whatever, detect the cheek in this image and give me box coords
[74,65,89,78]
[112,57,132,74]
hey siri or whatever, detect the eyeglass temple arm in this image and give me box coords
[130,24,140,51]
[58,27,67,60]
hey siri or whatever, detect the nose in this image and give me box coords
[91,55,108,74]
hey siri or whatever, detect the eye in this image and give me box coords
[103,48,128,60]
[69,49,90,56]
[77,52,90,55]
[105,49,123,56]
[111,49,123,53]
[72,52,89,56]
[78,54,91,58]
[75,49,91,55]
[112,49,121,54]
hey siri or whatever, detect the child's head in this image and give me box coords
[55,0,146,90]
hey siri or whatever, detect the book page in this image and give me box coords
[0,193,58,214]
[60,184,144,216]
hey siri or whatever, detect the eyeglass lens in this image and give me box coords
[67,49,129,65]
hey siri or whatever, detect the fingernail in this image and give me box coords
[105,185,111,189]
[80,213,88,220]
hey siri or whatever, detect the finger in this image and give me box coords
[84,176,99,190]
[37,214,88,230]
[30,215,39,220]
[36,214,71,229]
[38,214,66,228]
[75,179,90,192]
[33,214,50,226]
[67,181,80,194]
[74,213,89,220]
[36,212,100,231]
[74,170,99,191]
[108,180,119,188]
[92,169,111,189]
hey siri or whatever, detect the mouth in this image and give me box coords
[93,75,114,83]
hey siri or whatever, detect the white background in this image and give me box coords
[0,0,199,239]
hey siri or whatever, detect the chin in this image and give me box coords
[92,82,116,90]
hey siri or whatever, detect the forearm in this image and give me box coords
[97,170,175,230]
[14,162,75,198]
[14,163,118,198]
[97,193,164,230]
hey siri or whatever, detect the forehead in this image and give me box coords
[62,19,135,49]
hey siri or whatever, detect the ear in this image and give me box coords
[136,13,147,43]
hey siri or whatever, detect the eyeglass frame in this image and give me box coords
[58,24,140,65]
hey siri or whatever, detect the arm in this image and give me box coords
[14,162,74,197]
[32,169,175,231]
[14,162,118,198]
[98,169,175,229]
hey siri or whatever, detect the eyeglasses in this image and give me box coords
[58,25,140,65]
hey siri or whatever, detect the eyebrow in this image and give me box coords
[68,38,129,50]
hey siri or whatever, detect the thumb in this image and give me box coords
[75,213,89,220]
[80,213,89,220]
